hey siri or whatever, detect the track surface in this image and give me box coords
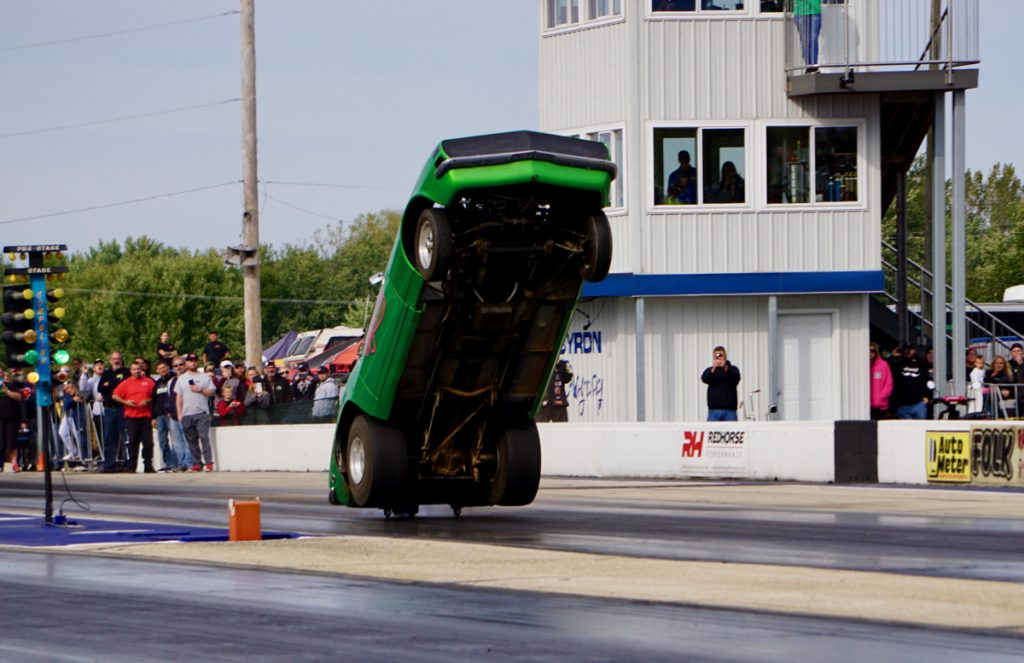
[2,472,1023,661]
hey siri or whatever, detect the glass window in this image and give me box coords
[766,125,858,204]
[652,0,696,11]
[548,0,581,28]
[577,129,624,209]
[654,127,747,206]
[653,0,783,13]
[654,128,697,205]
[589,0,622,19]
[702,129,746,204]
[815,126,858,202]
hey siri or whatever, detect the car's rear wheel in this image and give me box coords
[580,210,612,282]
[414,208,453,281]
[488,422,542,506]
[346,415,408,507]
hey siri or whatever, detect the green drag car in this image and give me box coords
[328,130,615,517]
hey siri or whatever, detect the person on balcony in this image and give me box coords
[793,0,822,73]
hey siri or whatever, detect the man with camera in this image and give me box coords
[701,346,742,421]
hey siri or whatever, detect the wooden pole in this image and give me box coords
[241,0,263,369]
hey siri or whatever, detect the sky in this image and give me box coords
[1,1,1021,256]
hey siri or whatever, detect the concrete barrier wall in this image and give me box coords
[204,419,1017,487]
[876,420,971,485]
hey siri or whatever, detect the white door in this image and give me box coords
[778,313,835,420]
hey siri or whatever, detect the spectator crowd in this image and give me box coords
[870,341,1024,420]
[0,330,344,473]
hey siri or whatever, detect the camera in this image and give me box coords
[189,379,195,386]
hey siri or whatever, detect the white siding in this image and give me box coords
[561,293,870,423]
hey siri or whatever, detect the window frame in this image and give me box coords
[759,119,866,210]
[647,0,786,20]
[567,124,628,214]
[543,0,625,34]
[648,121,752,212]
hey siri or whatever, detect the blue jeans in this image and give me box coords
[155,415,178,469]
[707,409,738,422]
[169,417,191,467]
[896,402,927,420]
[794,13,821,66]
[102,407,126,470]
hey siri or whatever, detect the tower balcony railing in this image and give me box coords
[784,0,979,81]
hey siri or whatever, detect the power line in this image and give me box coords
[261,180,406,192]
[0,99,241,139]
[0,11,240,52]
[0,181,240,227]
[263,191,347,222]
[65,287,360,307]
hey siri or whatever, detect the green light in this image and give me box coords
[53,348,71,365]
[24,349,39,365]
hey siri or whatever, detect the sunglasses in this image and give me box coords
[714,353,724,359]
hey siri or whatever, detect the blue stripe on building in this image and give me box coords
[581,271,885,298]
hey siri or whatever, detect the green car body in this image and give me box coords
[329,130,615,515]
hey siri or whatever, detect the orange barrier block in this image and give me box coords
[228,498,262,541]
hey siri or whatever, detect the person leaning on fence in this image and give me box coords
[1008,343,1024,413]
[0,366,26,472]
[702,346,741,422]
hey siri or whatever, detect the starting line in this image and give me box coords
[0,513,299,548]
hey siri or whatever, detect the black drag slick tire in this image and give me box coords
[580,210,612,282]
[488,421,542,506]
[414,208,453,281]
[346,415,408,507]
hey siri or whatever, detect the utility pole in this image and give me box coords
[240,0,262,368]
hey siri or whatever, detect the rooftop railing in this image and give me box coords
[785,0,980,77]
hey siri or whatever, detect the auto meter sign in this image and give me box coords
[680,427,749,478]
[926,431,971,483]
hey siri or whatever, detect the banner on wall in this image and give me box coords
[970,425,1024,486]
[925,431,971,483]
[679,427,749,478]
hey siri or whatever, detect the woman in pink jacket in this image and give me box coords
[870,342,893,419]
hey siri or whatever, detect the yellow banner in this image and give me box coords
[926,431,971,483]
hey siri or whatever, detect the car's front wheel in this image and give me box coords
[580,210,612,282]
[414,208,453,281]
[488,422,542,506]
[346,415,408,507]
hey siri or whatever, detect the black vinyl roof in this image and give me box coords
[440,131,609,161]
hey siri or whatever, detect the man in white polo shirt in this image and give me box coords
[174,353,216,471]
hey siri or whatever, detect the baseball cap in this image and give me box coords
[183,353,198,362]
[220,360,233,368]
[317,366,330,375]
[298,362,309,371]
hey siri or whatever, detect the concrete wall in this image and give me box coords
[203,420,1022,489]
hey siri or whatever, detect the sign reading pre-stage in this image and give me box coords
[926,431,971,483]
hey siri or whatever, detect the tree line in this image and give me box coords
[3,210,400,367]
[882,158,1024,303]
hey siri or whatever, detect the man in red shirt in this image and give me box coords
[112,360,157,473]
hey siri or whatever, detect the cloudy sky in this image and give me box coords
[1,1,1019,254]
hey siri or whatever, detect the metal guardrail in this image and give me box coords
[784,0,980,76]
[879,239,1024,358]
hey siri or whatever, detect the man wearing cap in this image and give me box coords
[291,363,316,401]
[202,331,230,368]
[262,361,292,423]
[888,343,931,420]
[174,353,217,471]
[97,351,131,472]
[311,367,340,420]
[1008,343,1024,414]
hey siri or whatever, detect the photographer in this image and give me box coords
[701,346,741,422]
